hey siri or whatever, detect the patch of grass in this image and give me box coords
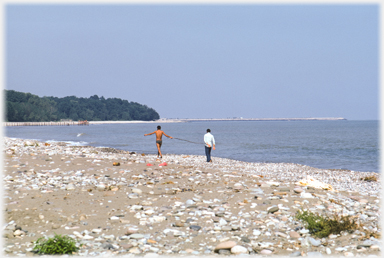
[359,229,381,240]
[296,210,359,238]
[360,176,377,182]
[33,233,80,255]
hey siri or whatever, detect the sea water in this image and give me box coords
[4,120,378,173]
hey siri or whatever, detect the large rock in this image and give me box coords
[289,231,301,238]
[231,245,248,254]
[214,241,237,252]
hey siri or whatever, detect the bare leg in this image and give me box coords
[156,143,162,158]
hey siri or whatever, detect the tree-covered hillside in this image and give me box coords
[5,90,160,122]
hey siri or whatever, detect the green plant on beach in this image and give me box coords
[360,175,377,182]
[33,233,80,255]
[296,209,359,238]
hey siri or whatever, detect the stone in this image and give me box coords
[267,206,279,213]
[300,192,313,198]
[96,184,106,190]
[92,228,102,233]
[234,183,243,190]
[231,245,248,254]
[189,225,201,231]
[266,181,280,187]
[128,247,142,254]
[132,188,142,194]
[174,221,184,227]
[278,187,291,192]
[293,187,304,193]
[102,243,115,250]
[219,218,227,225]
[128,193,139,199]
[370,245,380,250]
[185,199,195,205]
[260,249,273,255]
[221,226,232,231]
[307,252,323,256]
[289,231,300,238]
[120,243,134,250]
[13,229,25,237]
[82,235,94,240]
[214,241,237,251]
[129,233,145,239]
[276,232,288,238]
[66,183,75,190]
[52,224,60,229]
[349,196,361,201]
[110,216,120,221]
[308,237,321,247]
[218,249,231,255]
[290,251,302,257]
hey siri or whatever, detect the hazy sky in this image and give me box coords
[5,3,379,120]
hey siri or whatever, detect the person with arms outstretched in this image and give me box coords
[144,125,173,158]
[204,128,215,162]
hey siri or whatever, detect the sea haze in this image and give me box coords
[5,120,378,173]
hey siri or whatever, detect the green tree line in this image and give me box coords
[5,90,160,122]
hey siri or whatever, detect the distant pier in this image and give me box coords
[159,117,347,122]
[3,120,89,126]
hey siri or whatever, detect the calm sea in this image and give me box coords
[4,120,379,173]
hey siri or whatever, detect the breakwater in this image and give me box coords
[162,117,347,122]
[3,121,89,126]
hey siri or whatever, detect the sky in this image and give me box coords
[4,2,380,120]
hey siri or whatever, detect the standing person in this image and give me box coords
[144,125,173,159]
[204,129,215,162]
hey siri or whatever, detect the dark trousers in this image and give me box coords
[205,146,212,162]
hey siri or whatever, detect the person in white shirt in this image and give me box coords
[204,129,215,162]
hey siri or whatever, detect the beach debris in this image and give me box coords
[146,163,154,166]
[296,175,334,191]
[112,162,120,166]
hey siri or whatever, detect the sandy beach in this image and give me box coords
[2,137,381,257]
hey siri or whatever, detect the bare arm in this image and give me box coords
[163,132,173,139]
[144,131,156,136]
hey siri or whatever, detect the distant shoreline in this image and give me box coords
[3,117,347,126]
[91,117,347,124]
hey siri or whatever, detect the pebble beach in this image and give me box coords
[2,137,381,257]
